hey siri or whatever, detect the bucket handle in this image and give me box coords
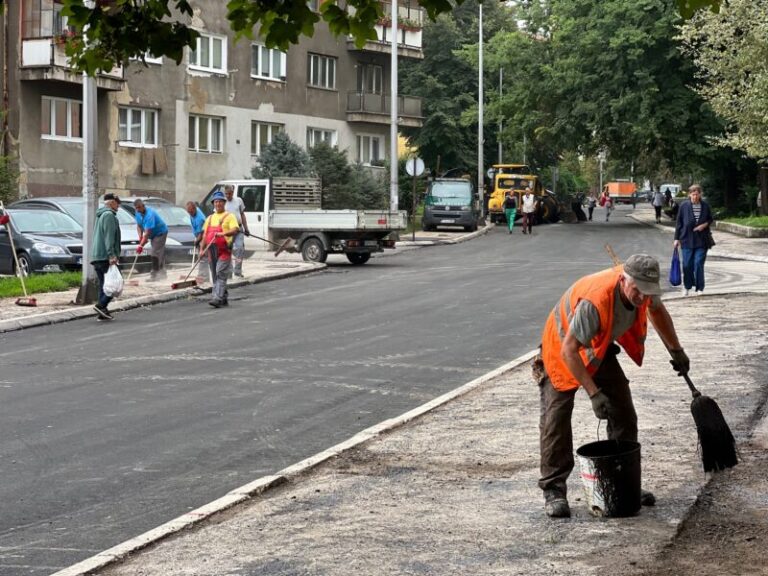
[596,419,606,441]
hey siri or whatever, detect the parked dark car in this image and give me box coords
[9,197,148,265]
[119,197,196,263]
[0,207,83,275]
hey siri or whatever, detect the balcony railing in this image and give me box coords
[346,2,424,58]
[20,38,124,89]
[346,91,423,127]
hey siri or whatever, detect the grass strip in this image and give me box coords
[721,216,768,228]
[0,272,82,298]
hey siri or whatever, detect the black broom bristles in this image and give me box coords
[685,375,738,472]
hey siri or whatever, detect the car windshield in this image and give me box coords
[496,177,531,190]
[53,201,135,226]
[147,203,191,227]
[426,182,472,204]
[9,210,83,233]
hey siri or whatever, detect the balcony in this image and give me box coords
[346,2,424,59]
[20,38,125,91]
[346,92,423,128]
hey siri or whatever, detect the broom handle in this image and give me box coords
[126,251,140,282]
[681,373,701,398]
[3,208,29,297]
[181,241,211,283]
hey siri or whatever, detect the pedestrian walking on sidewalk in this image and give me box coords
[503,192,517,234]
[134,199,169,281]
[90,193,122,321]
[224,185,250,278]
[521,187,538,235]
[203,191,240,308]
[186,201,209,283]
[674,184,713,296]
[652,190,665,223]
[587,193,597,221]
[537,254,690,518]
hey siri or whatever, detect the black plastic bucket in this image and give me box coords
[576,439,641,518]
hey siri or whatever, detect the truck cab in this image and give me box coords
[421,178,478,232]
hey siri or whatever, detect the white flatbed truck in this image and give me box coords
[203,178,407,264]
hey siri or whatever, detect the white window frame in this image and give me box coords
[41,96,82,142]
[118,107,159,148]
[356,133,384,165]
[251,121,283,156]
[357,63,383,94]
[251,44,287,81]
[130,52,163,65]
[189,33,227,74]
[189,114,224,154]
[308,0,320,12]
[307,53,336,90]
[306,127,337,148]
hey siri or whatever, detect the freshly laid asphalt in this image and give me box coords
[3,205,768,576]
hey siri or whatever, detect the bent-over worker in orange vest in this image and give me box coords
[538,254,690,518]
[203,191,240,308]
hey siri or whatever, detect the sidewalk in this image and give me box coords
[54,216,768,575]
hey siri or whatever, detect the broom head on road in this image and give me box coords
[683,373,738,472]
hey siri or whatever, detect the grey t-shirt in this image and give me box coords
[570,284,659,346]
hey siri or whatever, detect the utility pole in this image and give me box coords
[389,0,399,212]
[76,1,98,304]
[498,67,502,164]
[477,2,484,219]
[598,150,606,196]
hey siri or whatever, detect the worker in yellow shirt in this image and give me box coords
[202,191,240,308]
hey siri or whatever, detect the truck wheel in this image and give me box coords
[346,252,371,265]
[301,238,327,263]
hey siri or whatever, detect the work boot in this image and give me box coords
[544,492,571,518]
[640,489,656,506]
[208,299,222,308]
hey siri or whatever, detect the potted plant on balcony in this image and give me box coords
[54,29,76,46]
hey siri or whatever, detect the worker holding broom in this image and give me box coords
[536,254,690,518]
[203,191,239,308]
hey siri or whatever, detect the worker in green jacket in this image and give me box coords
[90,193,122,321]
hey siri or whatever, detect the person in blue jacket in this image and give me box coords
[134,199,169,281]
[673,184,714,296]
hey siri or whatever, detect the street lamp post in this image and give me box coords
[390,0,399,212]
[477,2,484,219]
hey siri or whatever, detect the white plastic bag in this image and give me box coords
[103,264,124,297]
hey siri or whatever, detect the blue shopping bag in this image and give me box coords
[669,247,681,286]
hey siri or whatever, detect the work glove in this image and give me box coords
[589,390,613,420]
[669,348,690,376]
[0,213,9,226]
[136,245,144,255]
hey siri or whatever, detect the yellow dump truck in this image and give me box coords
[486,164,560,224]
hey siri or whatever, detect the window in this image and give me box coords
[357,64,383,94]
[306,128,336,148]
[251,122,283,155]
[189,33,227,73]
[308,0,320,11]
[118,107,158,147]
[189,114,224,153]
[41,96,81,141]
[251,44,286,80]
[307,53,336,89]
[357,134,384,164]
[240,185,266,212]
[130,52,162,65]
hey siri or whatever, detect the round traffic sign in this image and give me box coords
[405,157,425,177]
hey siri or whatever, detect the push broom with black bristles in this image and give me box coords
[604,244,737,473]
[0,203,37,307]
[680,372,738,472]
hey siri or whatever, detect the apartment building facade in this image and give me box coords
[2,0,424,205]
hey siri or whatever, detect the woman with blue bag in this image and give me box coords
[673,184,714,296]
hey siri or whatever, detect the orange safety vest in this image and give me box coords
[541,267,649,392]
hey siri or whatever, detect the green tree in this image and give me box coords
[309,142,354,209]
[251,132,311,178]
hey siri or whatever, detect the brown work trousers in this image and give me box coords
[538,347,638,498]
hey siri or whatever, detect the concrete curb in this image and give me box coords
[627,214,768,264]
[396,222,493,247]
[50,348,538,576]
[715,220,768,238]
[0,264,325,335]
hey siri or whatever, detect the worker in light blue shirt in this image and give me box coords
[134,199,169,281]
[186,201,209,284]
